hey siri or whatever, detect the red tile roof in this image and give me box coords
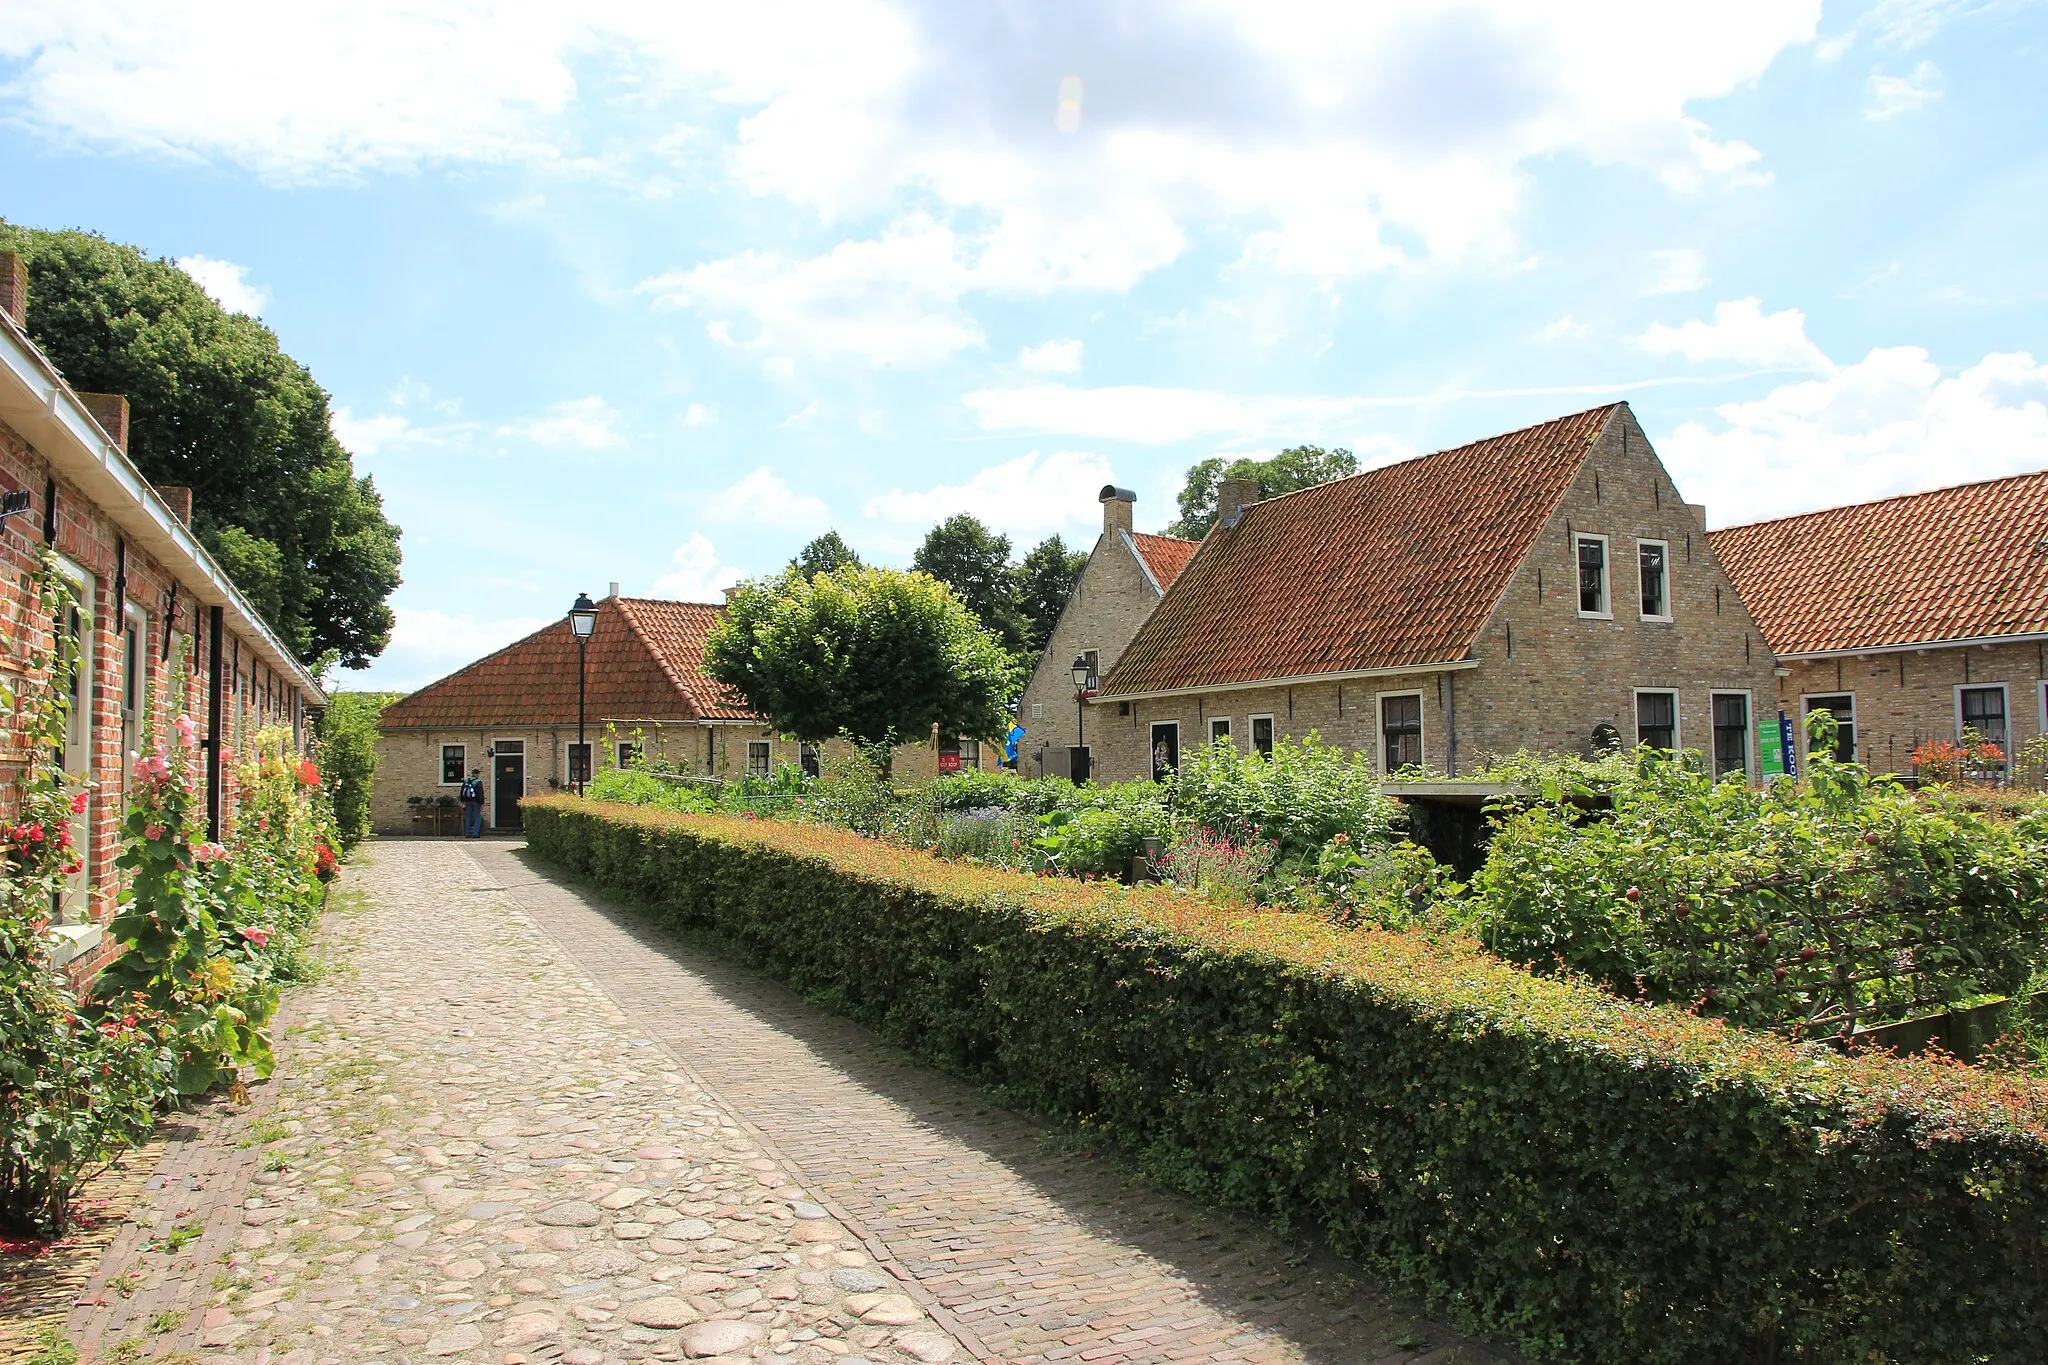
[379,597,758,729]
[1130,532,1199,591]
[1100,405,1622,695]
[1710,469,2048,656]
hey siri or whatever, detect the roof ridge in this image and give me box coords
[386,616,566,709]
[1713,465,2048,536]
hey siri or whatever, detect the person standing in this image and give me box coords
[459,767,486,838]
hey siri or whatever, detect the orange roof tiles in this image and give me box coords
[1710,469,2048,656]
[380,597,758,729]
[1101,405,1621,696]
[1130,532,1199,591]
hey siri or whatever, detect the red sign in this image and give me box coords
[938,752,962,773]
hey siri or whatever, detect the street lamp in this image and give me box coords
[1069,655,1091,785]
[568,592,598,794]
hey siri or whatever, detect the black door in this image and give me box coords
[1150,722,1179,782]
[493,752,525,829]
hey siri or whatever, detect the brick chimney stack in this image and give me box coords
[156,485,193,526]
[1098,484,1136,536]
[78,393,130,451]
[1214,478,1261,533]
[0,253,25,328]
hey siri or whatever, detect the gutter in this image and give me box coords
[1773,631,2048,663]
[1098,657,1480,704]
[0,308,324,701]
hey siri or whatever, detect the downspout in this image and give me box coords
[206,605,224,839]
[1445,671,1457,777]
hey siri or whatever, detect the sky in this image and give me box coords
[2,0,2045,691]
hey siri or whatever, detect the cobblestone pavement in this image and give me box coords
[63,840,1508,1365]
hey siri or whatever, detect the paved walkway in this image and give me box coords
[64,840,1506,1365]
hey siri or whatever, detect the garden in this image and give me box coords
[1,552,346,1240]
[540,715,2048,1361]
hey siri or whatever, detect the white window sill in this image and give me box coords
[1578,610,1613,620]
[1639,614,1674,624]
[48,922,103,967]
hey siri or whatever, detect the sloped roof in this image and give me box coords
[1130,532,1199,591]
[1100,405,1621,696]
[379,596,757,729]
[1710,469,2048,656]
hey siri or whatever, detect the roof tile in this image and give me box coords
[1130,532,1199,590]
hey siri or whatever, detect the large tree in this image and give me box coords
[705,565,1019,750]
[1165,445,1359,539]
[1014,534,1089,653]
[912,514,1028,654]
[789,529,862,579]
[0,224,402,669]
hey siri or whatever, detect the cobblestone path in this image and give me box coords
[62,840,1507,1365]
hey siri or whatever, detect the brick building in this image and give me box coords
[1014,486,1196,778]
[373,590,999,833]
[0,252,325,980]
[1091,404,1778,781]
[1712,469,2048,778]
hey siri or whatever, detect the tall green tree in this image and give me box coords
[0,225,402,668]
[705,565,1019,751]
[1165,445,1359,539]
[1014,534,1089,652]
[790,529,862,579]
[912,514,1027,653]
[317,690,401,848]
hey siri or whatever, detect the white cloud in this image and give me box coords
[651,533,745,601]
[681,403,714,427]
[1533,314,1590,343]
[706,466,829,530]
[1664,348,2048,526]
[1865,61,1943,120]
[638,216,981,367]
[496,396,626,451]
[329,405,478,457]
[1019,338,1084,374]
[964,382,1448,450]
[862,449,1117,543]
[176,254,268,314]
[1638,298,1832,372]
[1643,248,1708,296]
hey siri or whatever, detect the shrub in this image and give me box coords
[1168,733,1397,868]
[1154,826,1276,905]
[918,768,1028,813]
[584,765,714,814]
[524,796,2048,1363]
[315,690,397,849]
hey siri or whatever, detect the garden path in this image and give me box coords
[63,840,1507,1365]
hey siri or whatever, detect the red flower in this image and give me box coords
[70,791,88,815]
[297,759,320,787]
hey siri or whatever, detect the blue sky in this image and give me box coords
[3,0,2045,691]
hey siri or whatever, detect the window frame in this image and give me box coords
[52,554,94,926]
[747,740,772,776]
[1632,687,1680,753]
[1955,682,2011,752]
[1209,716,1232,747]
[120,602,146,781]
[1148,721,1180,782]
[1798,692,1856,765]
[1576,533,1611,619]
[1636,538,1671,622]
[1377,689,1426,774]
[440,743,467,785]
[565,740,592,787]
[1709,689,1752,782]
[1247,713,1275,758]
[616,740,642,770]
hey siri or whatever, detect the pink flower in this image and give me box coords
[144,823,167,841]
[175,714,197,749]
[69,791,88,815]
[193,841,229,864]
[238,927,271,948]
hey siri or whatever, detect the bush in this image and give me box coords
[526,796,2048,1364]
[316,690,397,849]
[585,765,714,814]
[1168,733,1398,868]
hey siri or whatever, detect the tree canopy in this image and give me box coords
[1165,445,1359,539]
[912,514,1028,654]
[704,564,1020,749]
[1013,534,1089,653]
[0,224,402,669]
[790,529,862,579]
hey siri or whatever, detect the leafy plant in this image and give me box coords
[1154,826,1276,905]
[315,690,398,848]
[1167,732,1397,868]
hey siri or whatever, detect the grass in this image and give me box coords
[146,1309,186,1335]
[236,1118,289,1148]
[143,1224,200,1255]
[23,1326,78,1365]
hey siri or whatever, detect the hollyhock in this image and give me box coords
[69,790,88,814]
[238,927,271,948]
[174,714,197,749]
[297,759,320,787]
[193,841,229,864]
[144,823,167,841]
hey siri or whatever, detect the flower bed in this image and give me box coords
[525,794,2048,1364]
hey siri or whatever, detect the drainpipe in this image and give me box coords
[206,605,224,839]
[1445,671,1457,777]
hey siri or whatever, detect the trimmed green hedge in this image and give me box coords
[524,797,2048,1363]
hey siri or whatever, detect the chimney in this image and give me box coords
[1214,478,1260,533]
[1098,484,1136,536]
[0,252,24,328]
[1686,503,1708,532]
[78,393,130,452]
[155,485,193,526]
[608,581,620,599]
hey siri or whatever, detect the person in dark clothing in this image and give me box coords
[459,767,486,838]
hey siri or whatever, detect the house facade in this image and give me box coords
[1712,469,2048,777]
[1093,404,1779,781]
[0,252,325,981]
[1014,485,1196,778]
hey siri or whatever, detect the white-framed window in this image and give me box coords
[938,736,978,773]
[1030,702,1044,719]
[1710,691,1751,781]
[1957,683,2009,754]
[566,741,592,786]
[1248,713,1275,758]
[1149,721,1180,781]
[1576,534,1610,617]
[1634,689,1678,753]
[120,603,146,780]
[1800,694,1855,764]
[441,744,466,784]
[1637,539,1670,621]
[748,740,771,776]
[1379,691,1424,773]
[800,742,821,778]
[1209,716,1232,746]
[616,740,642,769]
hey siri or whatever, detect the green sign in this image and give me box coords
[1760,709,1788,777]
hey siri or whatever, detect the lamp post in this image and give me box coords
[568,592,598,794]
[1069,655,1091,785]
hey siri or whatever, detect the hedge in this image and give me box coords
[523,796,2048,1363]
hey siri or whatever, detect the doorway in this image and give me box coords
[493,740,525,830]
[1149,721,1179,782]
